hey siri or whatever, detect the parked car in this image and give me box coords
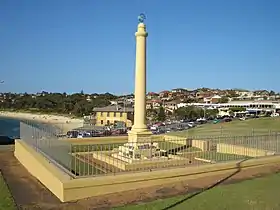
[223,118,232,122]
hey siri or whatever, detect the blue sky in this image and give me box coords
[1,0,280,94]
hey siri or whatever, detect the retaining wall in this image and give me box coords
[14,140,280,202]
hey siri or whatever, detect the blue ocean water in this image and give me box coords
[0,117,20,138]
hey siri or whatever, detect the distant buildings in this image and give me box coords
[92,104,134,127]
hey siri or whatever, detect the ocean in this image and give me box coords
[0,117,20,144]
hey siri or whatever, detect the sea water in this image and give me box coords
[0,117,20,138]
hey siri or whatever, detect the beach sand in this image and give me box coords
[0,111,83,133]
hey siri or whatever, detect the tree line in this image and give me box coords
[147,106,219,123]
[0,92,117,117]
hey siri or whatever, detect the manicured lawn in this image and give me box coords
[114,172,280,210]
[70,156,104,176]
[70,141,185,176]
[169,117,280,137]
[71,141,183,153]
[0,172,16,210]
[71,143,124,153]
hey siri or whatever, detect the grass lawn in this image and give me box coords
[114,172,280,210]
[0,172,16,210]
[71,141,183,153]
[169,117,280,137]
[70,141,186,176]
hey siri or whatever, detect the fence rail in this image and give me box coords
[19,122,280,178]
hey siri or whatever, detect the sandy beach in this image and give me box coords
[0,111,83,133]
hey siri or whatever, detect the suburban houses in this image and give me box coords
[82,88,280,124]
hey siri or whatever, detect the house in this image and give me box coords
[211,95,222,104]
[196,91,213,100]
[159,91,169,98]
[146,100,162,109]
[163,100,180,111]
[146,92,159,100]
[92,105,134,127]
[171,88,188,93]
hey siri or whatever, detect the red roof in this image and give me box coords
[147,92,158,95]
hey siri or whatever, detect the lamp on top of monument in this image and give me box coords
[138,13,146,23]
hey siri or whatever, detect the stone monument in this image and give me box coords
[92,14,187,170]
[111,14,163,162]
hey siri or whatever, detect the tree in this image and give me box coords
[218,96,229,103]
[205,109,218,118]
[269,90,275,96]
[229,107,246,112]
[174,106,205,120]
[157,106,166,122]
[0,91,112,117]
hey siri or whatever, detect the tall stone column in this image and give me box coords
[128,15,152,144]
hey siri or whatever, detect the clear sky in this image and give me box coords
[1,0,280,94]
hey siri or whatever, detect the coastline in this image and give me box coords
[0,111,83,133]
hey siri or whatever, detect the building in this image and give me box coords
[92,105,134,127]
[159,90,169,98]
[146,99,162,109]
[188,101,280,113]
[146,92,159,100]
[163,100,180,112]
[171,88,188,93]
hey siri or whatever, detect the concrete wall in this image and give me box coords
[164,136,214,151]
[14,141,69,201]
[192,140,211,151]
[164,135,187,145]
[15,140,280,202]
[217,143,275,157]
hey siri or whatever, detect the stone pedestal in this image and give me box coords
[127,130,153,145]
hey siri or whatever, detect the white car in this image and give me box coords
[271,113,279,117]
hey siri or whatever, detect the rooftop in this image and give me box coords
[93,105,133,112]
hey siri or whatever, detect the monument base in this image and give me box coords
[91,151,189,171]
[127,129,153,144]
[88,130,189,172]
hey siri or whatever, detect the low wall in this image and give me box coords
[217,143,275,157]
[164,135,187,145]
[14,141,70,201]
[192,140,211,151]
[15,140,280,202]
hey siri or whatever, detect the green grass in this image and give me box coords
[71,143,124,153]
[169,117,280,137]
[0,172,16,210]
[70,156,104,176]
[71,141,183,153]
[114,172,280,210]
[70,142,186,176]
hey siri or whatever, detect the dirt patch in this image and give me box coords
[1,146,280,210]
